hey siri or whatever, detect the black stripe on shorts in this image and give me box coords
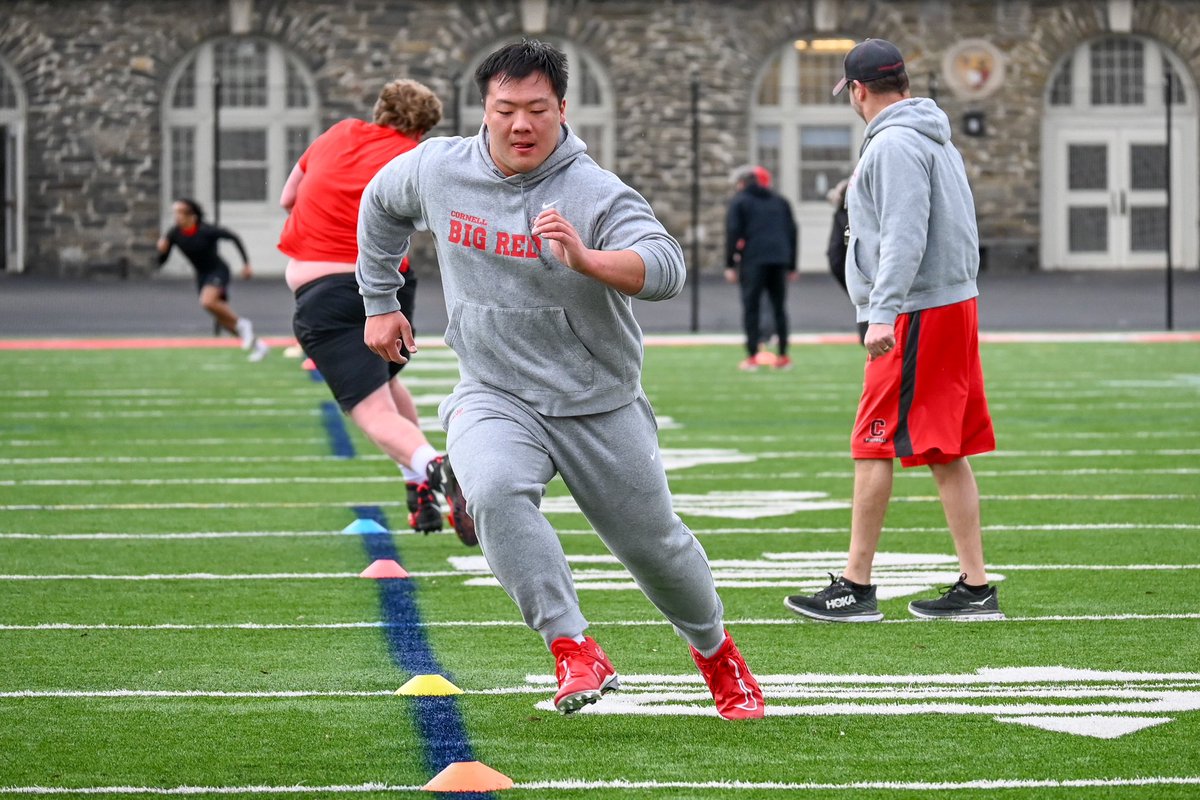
[893,310,921,458]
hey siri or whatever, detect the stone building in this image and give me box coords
[0,0,1196,277]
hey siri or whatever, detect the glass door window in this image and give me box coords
[1054,131,1177,267]
[752,42,862,270]
[162,37,318,275]
[0,62,23,273]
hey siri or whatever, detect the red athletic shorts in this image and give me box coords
[851,298,995,467]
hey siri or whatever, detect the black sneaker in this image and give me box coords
[426,455,477,547]
[784,574,883,622]
[405,480,443,534]
[908,574,1005,621]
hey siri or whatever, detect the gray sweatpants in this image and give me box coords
[439,385,726,652]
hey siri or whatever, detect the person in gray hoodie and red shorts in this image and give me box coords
[784,39,1004,623]
[357,40,763,720]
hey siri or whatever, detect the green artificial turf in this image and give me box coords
[0,339,1197,798]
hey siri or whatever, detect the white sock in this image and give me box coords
[236,318,254,349]
[694,633,727,660]
[409,444,439,481]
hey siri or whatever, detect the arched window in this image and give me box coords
[1042,36,1196,269]
[751,39,863,270]
[456,41,615,169]
[162,37,319,274]
[0,59,25,272]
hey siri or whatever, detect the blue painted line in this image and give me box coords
[317,402,489,792]
[320,402,356,459]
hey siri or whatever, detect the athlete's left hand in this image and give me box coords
[241,264,254,280]
[532,208,589,272]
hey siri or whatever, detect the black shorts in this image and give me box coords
[196,266,231,296]
[292,272,418,413]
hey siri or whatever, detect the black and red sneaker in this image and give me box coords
[426,455,477,546]
[405,480,443,533]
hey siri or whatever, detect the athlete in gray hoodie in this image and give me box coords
[785,39,1001,624]
[356,40,763,720]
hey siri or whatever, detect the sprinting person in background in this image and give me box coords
[724,165,798,371]
[357,40,764,719]
[784,39,1001,622]
[278,78,470,540]
[156,198,269,361]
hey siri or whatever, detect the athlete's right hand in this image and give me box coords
[364,311,417,365]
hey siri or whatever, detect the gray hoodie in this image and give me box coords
[357,124,685,417]
[845,97,980,324]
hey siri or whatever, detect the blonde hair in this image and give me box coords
[373,79,443,136]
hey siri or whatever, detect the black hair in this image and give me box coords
[474,39,568,104]
[176,197,205,222]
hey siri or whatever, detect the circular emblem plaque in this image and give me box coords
[942,39,1006,99]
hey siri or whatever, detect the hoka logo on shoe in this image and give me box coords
[826,595,857,610]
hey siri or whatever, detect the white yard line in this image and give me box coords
[2,522,1194,541]
[6,447,1199,466]
[0,690,394,699]
[1,613,1197,632]
[0,775,1197,795]
[9,467,1198,488]
[2,493,1194,512]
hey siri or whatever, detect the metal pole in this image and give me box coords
[212,70,222,225]
[689,71,700,333]
[452,77,461,136]
[1164,71,1174,331]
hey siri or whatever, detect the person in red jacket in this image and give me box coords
[279,78,472,543]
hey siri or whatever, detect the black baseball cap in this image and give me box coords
[831,39,906,96]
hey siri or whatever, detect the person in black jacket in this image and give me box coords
[826,178,868,344]
[725,165,798,370]
[156,198,268,361]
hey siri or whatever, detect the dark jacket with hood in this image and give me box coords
[725,183,798,271]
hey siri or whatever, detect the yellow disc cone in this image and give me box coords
[396,674,464,696]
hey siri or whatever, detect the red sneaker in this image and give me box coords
[690,631,765,720]
[774,355,793,370]
[551,636,620,714]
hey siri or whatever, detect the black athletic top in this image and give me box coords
[158,223,250,274]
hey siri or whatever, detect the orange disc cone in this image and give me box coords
[422,761,513,793]
[359,559,409,579]
[301,357,318,371]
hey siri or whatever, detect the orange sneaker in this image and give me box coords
[551,636,620,714]
[690,631,765,720]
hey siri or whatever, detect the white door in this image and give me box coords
[1046,126,1193,269]
[1041,36,1197,270]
